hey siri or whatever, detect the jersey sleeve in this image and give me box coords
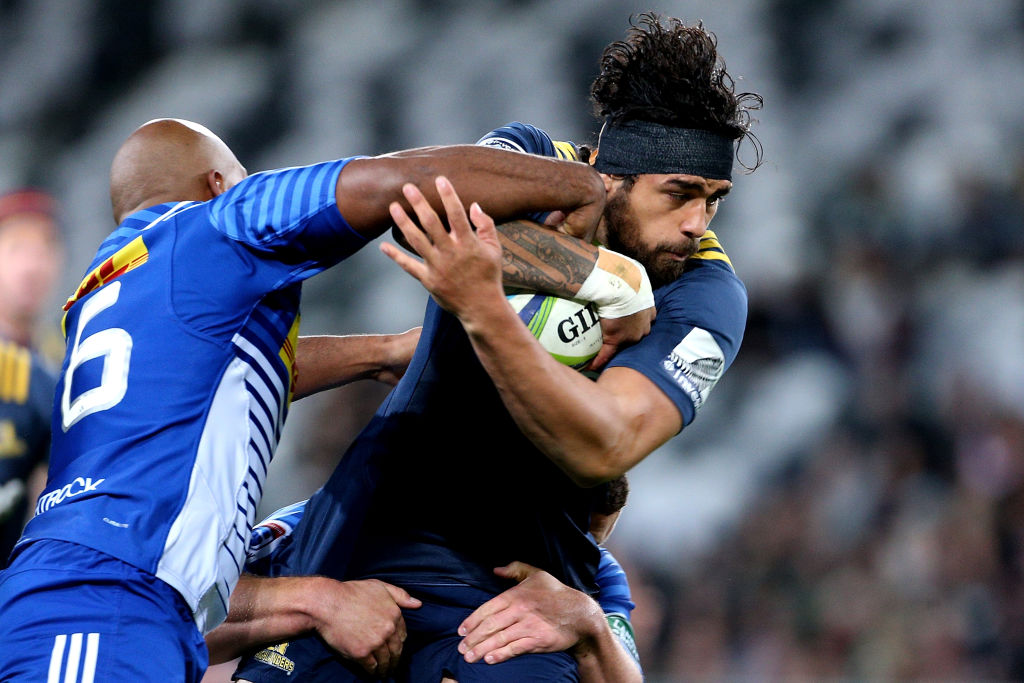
[607,241,747,428]
[207,158,368,270]
[477,122,580,224]
[244,500,308,577]
[595,547,642,670]
[476,121,579,161]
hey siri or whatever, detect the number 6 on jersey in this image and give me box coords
[61,281,133,431]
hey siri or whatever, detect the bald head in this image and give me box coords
[109,118,247,223]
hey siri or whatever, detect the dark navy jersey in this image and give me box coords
[19,158,366,632]
[284,122,746,604]
[608,236,746,427]
[484,123,747,428]
[289,300,604,595]
[248,499,634,618]
[0,340,55,565]
[243,501,641,675]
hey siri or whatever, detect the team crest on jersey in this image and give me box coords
[661,327,725,411]
[254,642,295,673]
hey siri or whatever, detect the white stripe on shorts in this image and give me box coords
[47,633,99,683]
[82,633,99,683]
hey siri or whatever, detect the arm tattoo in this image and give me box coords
[497,220,599,297]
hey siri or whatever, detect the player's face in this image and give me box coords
[0,215,62,319]
[601,173,731,288]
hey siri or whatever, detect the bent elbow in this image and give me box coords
[565,448,631,488]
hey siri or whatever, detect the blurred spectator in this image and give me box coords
[0,189,63,566]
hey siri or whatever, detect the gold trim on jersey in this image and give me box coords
[279,314,300,405]
[62,235,150,336]
[0,341,30,404]
[553,140,579,162]
[691,230,734,269]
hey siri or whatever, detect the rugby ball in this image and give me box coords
[506,291,602,369]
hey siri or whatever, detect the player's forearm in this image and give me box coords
[204,574,321,664]
[497,220,598,296]
[574,618,644,683]
[338,146,605,239]
[461,297,635,487]
[497,220,655,366]
[293,332,416,399]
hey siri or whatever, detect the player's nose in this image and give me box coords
[678,202,708,239]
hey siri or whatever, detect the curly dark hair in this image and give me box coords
[590,12,763,170]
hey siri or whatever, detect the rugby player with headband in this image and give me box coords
[235,13,762,682]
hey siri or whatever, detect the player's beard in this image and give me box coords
[602,186,699,289]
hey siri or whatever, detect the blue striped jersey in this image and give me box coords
[20,158,366,633]
[594,546,640,668]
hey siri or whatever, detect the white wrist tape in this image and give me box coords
[576,247,654,319]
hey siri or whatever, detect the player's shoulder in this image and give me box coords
[477,122,579,161]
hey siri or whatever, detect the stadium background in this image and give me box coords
[3,0,1024,679]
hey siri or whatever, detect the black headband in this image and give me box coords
[593,118,734,180]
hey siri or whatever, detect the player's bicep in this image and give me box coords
[597,367,683,467]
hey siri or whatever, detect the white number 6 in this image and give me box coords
[62,281,133,431]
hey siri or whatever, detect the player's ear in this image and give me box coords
[206,170,226,198]
[589,150,616,193]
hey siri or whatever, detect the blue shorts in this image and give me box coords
[0,539,208,682]
[234,582,579,682]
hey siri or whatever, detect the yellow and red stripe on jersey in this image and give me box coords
[278,314,300,404]
[61,235,149,335]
